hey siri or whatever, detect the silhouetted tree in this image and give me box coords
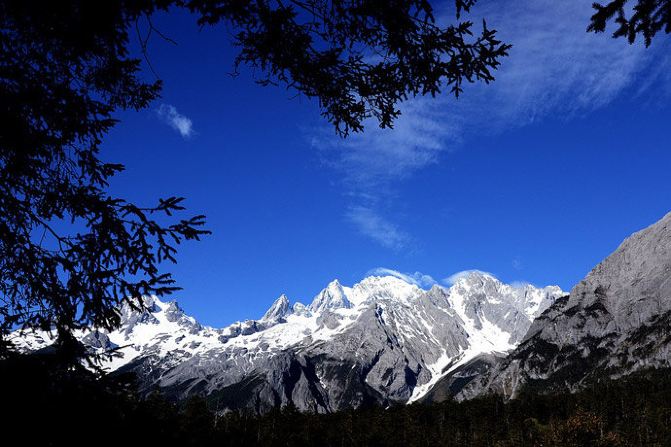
[588,0,671,46]
[187,0,511,136]
[0,1,210,362]
[0,0,509,360]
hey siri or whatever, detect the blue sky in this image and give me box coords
[103,0,671,326]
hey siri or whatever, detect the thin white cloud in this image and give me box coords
[310,0,669,248]
[367,267,437,289]
[314,98,458,194]
[346,206,410,250]
[460,0,658,130]
[442,269,496,286]
[157,104,194,138]
[367,267,552,290]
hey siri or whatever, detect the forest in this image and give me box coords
[2,352,670,447]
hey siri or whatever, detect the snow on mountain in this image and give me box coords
[407,273,562,402]
[11,271,564,413]
[261,294,291,321]
[309,279,352,313]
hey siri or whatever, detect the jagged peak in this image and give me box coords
[309,280,351,313]
[445,271,565,322]
[119,295,162,330]
[449,271,562,295]
[262,294,292,321]
[120,295,161,313]
[164,300,197,326]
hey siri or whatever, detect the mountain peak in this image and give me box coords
[457,211,671,401]
[447,270,498,287]
[262,294,292,321]
[164,300,186,322]
[567,210,671,328]
[309,279,351,313]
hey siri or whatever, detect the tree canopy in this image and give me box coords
[188,0,510,136]
[0,1,210,361]
[589,0,671,46]
[0,0,510,360]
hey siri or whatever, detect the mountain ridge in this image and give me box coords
[11,271,564,413]
[455,211,671,400]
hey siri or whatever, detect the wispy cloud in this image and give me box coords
[442,270,496,286]
[366,267,556,290]
[367,267,437,289]
[461,0,659,129]
[314,98,457,194]
[157,104,194,138]
[311,0,669,248]
[346,206,411,250]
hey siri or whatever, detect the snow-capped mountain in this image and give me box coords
[12,272,563,413]
[458,211,671,401]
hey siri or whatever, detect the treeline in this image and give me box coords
[1,353,670,447]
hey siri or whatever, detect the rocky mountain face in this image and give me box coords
[458,212,671,400]
[12,272,563,413]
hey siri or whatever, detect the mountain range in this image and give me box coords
[12,271,562,412]
[12,212,671,414]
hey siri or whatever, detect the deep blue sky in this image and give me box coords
[103,1,671,326]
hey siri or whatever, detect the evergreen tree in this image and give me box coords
[588,0,671,46]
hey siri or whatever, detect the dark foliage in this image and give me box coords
[2,352,671,447]
[0,0,209,362]
[187,0,511,136]
[588,0,671,46]
[0,0,509,361]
